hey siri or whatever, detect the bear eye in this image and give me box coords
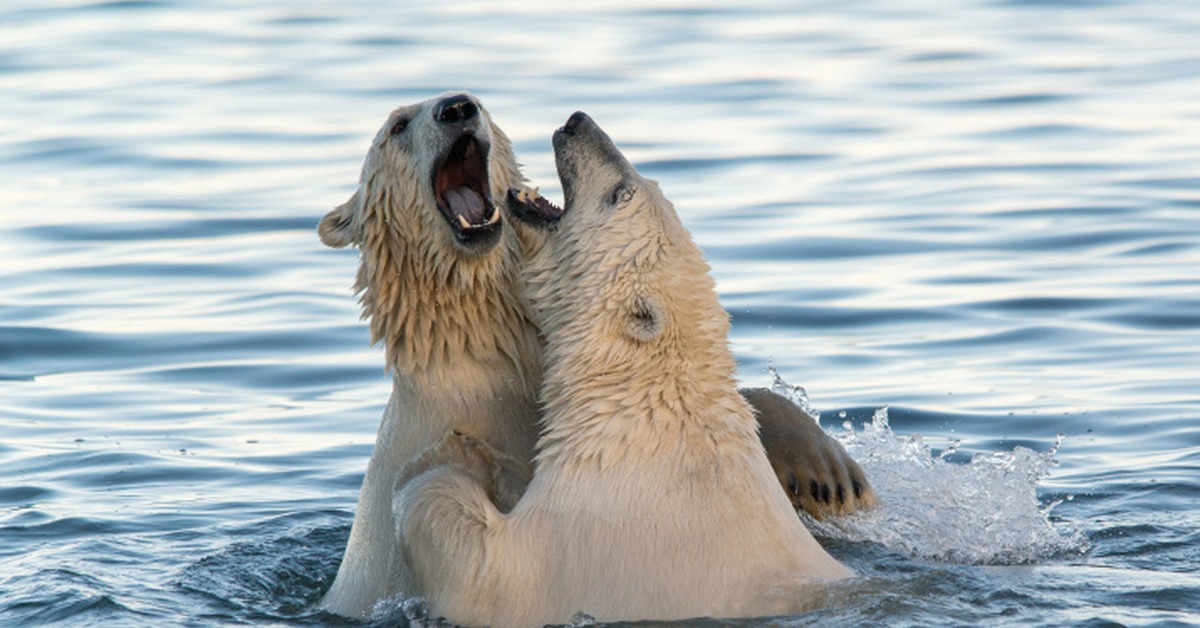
[611,183,637,206]
[390,117,410,136]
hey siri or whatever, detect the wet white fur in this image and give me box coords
[318,94,542,618]
[394,119,852,627]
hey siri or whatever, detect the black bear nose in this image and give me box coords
[560,111,590,135]
[434,94,478,124]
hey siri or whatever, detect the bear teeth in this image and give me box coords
[515,186,541,204]
[457,205,500,229]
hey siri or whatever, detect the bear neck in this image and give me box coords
[534,322,759,474]
[354,221,543,395]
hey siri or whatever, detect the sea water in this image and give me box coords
[1,1,1197,625]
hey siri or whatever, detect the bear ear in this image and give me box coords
[624,294,667,342]
[318,189,362,249]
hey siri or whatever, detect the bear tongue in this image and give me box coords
[443,186,491,226]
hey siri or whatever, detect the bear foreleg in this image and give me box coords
[393,431,515,624]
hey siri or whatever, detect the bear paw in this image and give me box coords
[397,430,531,512]
[741,388,877,519]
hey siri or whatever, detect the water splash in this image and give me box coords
[768,364,820,421]
[802,406,1089,564]
[370,594,453,627]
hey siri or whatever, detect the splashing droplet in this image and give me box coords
[767,364,819,421]
[764,373,1090,565]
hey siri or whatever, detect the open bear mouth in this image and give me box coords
[505,186,564,228]
[433,133,501,243]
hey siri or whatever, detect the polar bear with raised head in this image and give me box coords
[393,111,853,627]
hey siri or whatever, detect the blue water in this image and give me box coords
[2,0,1197,625]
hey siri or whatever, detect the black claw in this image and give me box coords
[787,471,799,496]
[809,480,820,502]
[820,484,832,504]
[852,479,863,499]
[836,484,846,504]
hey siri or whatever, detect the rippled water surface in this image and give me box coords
[2,1,1198,625]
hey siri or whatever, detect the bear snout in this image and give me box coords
[559,111,590,135]
[434,94,479,124]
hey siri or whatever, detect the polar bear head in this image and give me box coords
[507,112,733,380]
[319,92,524,259]
[318,93,537,377]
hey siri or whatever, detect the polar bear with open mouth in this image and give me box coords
[318,93,873,618]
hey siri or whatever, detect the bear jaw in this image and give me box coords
[431,131,503,253]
